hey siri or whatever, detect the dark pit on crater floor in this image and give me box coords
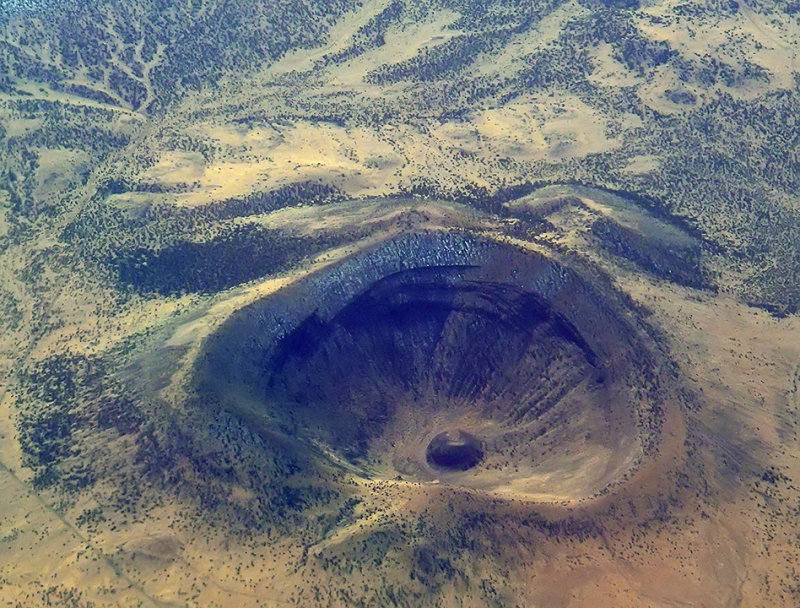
[426,430,483,471]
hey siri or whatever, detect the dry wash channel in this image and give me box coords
[197,231,671,502]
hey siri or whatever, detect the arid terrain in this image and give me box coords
[1,1,799,607]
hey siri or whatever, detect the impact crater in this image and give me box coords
[196,231,669,502]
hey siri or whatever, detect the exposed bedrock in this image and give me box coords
[197,232,670,500]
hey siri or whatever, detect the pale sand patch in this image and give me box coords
[588,42,644,89]
[473,0,588,78]
[34,147,92,203]
[637,63,694,114]
[638,0,800,100]
[142,121,406,206]
[433,92,621,162]
[266,0,398,76]
[326,10,463,89]
[622,153,660,175]
[1,116,43,138]
[266,0,462,92]
[0,191,10,238]
[0,464,159,607]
